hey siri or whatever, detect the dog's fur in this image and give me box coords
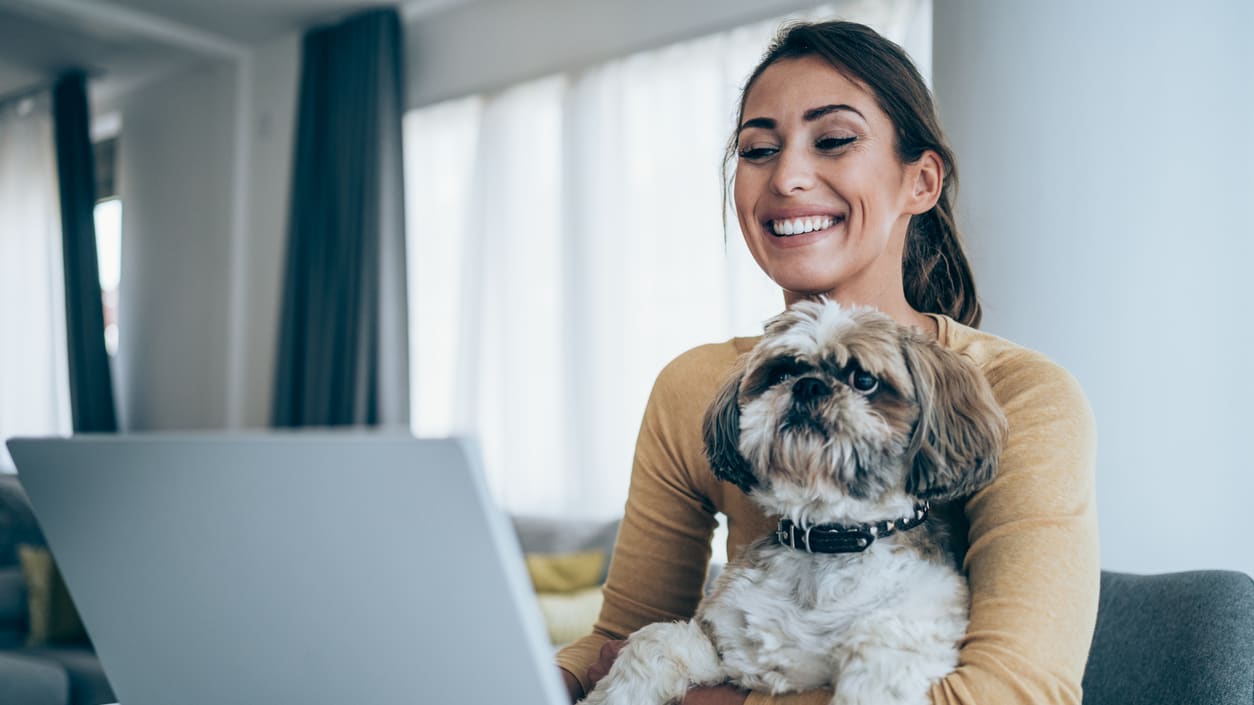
[582,299,1007,705]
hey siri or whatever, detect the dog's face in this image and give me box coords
[703,299,1007,523]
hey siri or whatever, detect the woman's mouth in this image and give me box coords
[768,215,845,236]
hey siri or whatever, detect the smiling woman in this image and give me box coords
[733,54,946,339]
[554,18,1099,705]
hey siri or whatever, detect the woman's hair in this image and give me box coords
[726,20,982,328]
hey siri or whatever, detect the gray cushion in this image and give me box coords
[0,651,69,705]
[0,565,28,646]
[20,646,115,705]
[1083,570,1254,705]
[0,565,27,620]
[0,473,46,566]
[0,475,41,650]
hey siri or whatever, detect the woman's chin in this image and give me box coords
[772,278,841,303]
[760,257,851,296]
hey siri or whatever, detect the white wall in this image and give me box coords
[115,58,238,430]
[235,33,300,428]
[933,0,1254,576]
[110,32,299,431]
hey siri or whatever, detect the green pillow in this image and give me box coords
[17,544,88,646]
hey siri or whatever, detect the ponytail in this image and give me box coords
[903,172,981,328]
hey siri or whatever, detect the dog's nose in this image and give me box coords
[792,377,831,405]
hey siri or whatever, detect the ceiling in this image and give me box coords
[0,0,462,104]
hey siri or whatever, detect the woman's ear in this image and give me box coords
[702,366,757,494]
[905,150,943,215]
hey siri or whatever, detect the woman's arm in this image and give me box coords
[926,355,1100,705]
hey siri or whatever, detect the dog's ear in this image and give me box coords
[902,335,1007,502]
[702,365,757,494]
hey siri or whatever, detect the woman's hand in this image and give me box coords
[561,668,584,703]
[587,639,626,688]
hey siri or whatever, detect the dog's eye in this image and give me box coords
[849,370,878,394]
[770,369,796,386]
[762,359,811,390]
[766,361,806,387]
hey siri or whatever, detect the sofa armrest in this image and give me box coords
[0,652,68,705]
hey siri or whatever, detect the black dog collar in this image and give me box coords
[775,502,930,554]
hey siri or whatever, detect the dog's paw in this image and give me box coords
[583,620,726,705]
[581,672,660,705]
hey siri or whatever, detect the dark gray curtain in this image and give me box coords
[52,71,118,433]
[272,8,410,427]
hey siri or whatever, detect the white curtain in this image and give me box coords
[404,1,930,517]
[0,93,72,471]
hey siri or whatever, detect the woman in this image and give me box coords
[558,20,1099,705]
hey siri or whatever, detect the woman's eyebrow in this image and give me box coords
[803,104,865,122]
[738,104,866,133]
[738,117,775,132]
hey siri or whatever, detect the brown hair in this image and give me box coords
[725,20,982,328]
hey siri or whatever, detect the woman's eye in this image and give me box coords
[738,145,778,161]
[815,136,856,151]
[849,370,878,394]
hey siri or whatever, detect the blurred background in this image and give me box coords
[0,0,1250,579]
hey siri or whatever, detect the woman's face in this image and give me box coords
[734,55,935,307]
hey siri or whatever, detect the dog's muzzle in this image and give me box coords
[791,377,831,407]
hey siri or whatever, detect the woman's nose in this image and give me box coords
[770,146,818,195]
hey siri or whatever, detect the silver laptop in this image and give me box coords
[6,433,568,705]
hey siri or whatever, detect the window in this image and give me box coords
[0,94,71,470]
[93,134,121,357]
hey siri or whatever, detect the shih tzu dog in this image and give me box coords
[583,299,1007,705]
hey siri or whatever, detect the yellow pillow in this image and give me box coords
[535,586,604,645]
[525,550,606,594]
[17,544,87,646]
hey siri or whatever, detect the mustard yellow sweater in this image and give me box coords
[557,313,1100,705]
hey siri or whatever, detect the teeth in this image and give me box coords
[771,216,836,236]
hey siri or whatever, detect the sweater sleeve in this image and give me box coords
[744,351,1100,705]
[928,353,1100,705]
[556,346,727,697]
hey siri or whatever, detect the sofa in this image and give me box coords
[511,513,621,647]
[0,473,115,705]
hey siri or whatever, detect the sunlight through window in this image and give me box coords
[94,197,122,356]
